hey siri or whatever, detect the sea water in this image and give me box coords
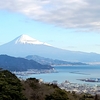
[18,65,100,85]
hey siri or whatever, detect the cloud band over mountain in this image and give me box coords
[0,0,100,31]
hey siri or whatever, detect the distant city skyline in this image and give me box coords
[0,0,100,54]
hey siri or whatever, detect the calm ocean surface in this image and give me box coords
[18,65,100,85]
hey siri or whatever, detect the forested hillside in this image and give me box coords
[0,55,53,71]
[0,69,26,100]
[0,69,100,100]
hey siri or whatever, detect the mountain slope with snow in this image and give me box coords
[14,34,51,46]
[0,34,100,62]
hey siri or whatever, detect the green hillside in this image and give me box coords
[0,69,99,100]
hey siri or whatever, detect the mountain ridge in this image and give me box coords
[26,55,87,65]
[0,34,100,62]
[0,55,53,71]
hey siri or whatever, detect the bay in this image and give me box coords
[17,65,100,85]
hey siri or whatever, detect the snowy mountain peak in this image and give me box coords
[15,34,51,46]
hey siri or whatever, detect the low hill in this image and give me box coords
[0,55,53,71]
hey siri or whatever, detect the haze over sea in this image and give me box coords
[18,65,100,85]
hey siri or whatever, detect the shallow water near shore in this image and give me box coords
[17,65,100,85]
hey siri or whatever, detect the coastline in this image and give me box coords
[15,65,100,86]
[51,64,88,67]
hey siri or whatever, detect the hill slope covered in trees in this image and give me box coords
[0,55,53,71]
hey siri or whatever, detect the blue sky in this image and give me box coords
[0,0,100,54]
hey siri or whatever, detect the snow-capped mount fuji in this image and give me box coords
[15,34,44,44]
[12,34,51,46]
[1,34,100,62]
[0,34,59,58]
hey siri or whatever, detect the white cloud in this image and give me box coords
[0,0,100,31]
